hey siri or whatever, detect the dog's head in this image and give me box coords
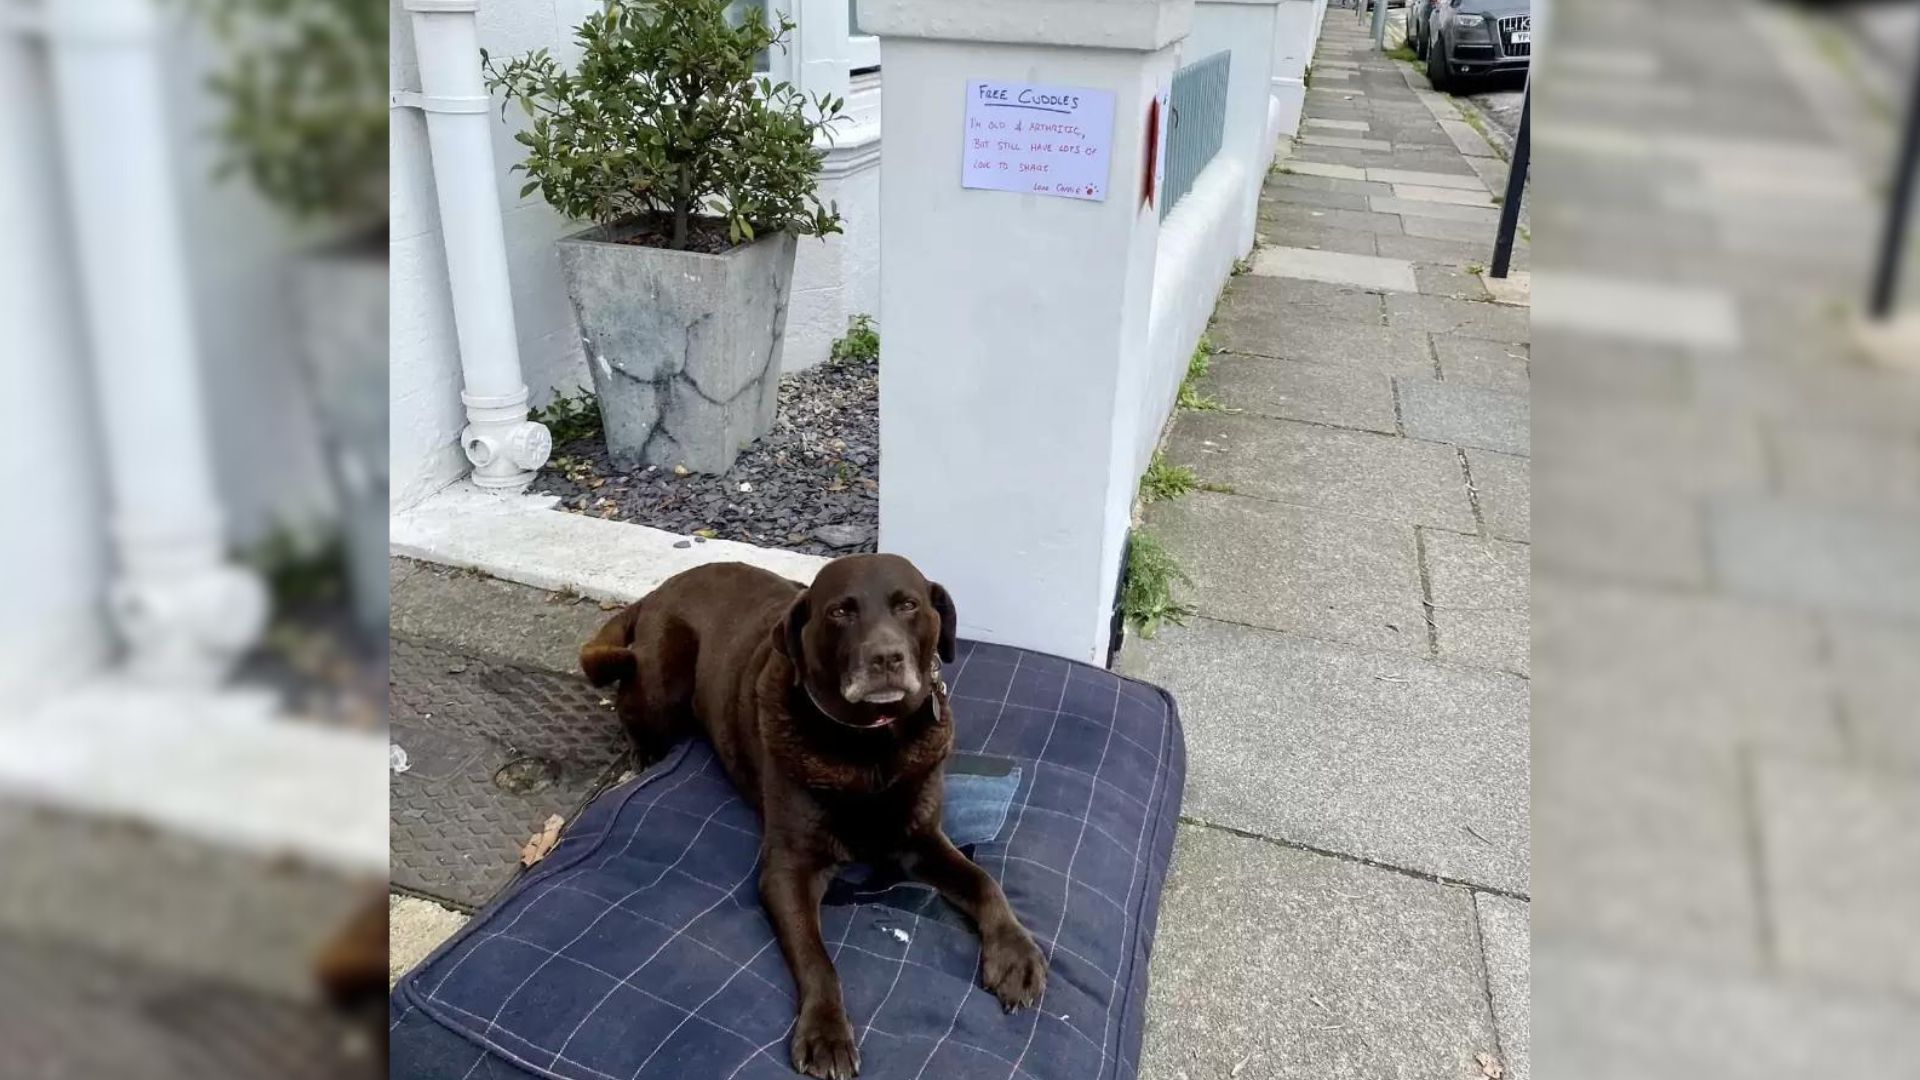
[775,553,956,729]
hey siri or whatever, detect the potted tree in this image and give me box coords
[188,0,388,636]
[486,0,843,475]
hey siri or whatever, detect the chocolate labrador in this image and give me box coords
[581,554,1047,1079]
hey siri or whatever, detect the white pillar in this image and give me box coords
[402,0,549,490]
[1271,0,1318,139]
[42,0,265,687]
[863,0,1189,664]
[0,17,112,706]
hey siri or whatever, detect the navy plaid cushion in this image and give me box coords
[391,640,1185,1080]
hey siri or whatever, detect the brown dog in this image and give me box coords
[581,555,1047,1079]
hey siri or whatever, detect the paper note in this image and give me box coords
[962,80,1117,202]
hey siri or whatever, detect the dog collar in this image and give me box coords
[803,666,946,730]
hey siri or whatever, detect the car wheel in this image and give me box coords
[1427,33,1452,91]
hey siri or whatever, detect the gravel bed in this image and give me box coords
[531,356,878,557]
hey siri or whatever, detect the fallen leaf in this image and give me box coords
[693,528,718,539]
[1477,1052,1504,1079]
[520,814,565,866]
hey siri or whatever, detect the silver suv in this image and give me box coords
[1420,0,1531,92]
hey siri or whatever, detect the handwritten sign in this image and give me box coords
[962,80,1117,202]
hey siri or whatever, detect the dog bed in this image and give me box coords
[390,639,1185,1080]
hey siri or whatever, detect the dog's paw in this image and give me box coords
[791,1004,860,1079]
[980,927,1048,1012]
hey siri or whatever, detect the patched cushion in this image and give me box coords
[390,639,1185,1080]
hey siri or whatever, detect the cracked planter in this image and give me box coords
[557,224,794,474]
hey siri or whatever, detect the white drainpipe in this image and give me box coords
[39,0,265,687]
[399,0,550,490]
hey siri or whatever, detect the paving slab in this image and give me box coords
[1769,423,1920,510]
[1261,184,1375,212]
[1708,499,1920,621]
[1394,183,1498,206]
[1480,270,1530,306]
[1755,757,1920,999]
[1282,159,1369,182]
[1423,529,1529,675]
[1251,219,1382,256]
[1377,232,1526,268]
[1142,827,1501,1080]
[1167,412,1478,532]
[1534,942,1920,1075]
[1370,196,1504,224]
[1532,271,1743,351]
[1532,727,1763,971]
[1532,579,1841,757]
[1437,118,1497,159]
[1829,619,1920,770]
[1216,273,1387,328]
[1306,117,1371,132]
[1266,172,1395,198]
[390,558,614,675]
[1413,262,1491,301]
[1397,378,1530,456]
[1386,293,1531,343]
[1142,491,1427,654]
[1466,449,1529,543]
[1207,309,1435,377]
[1201,354,1399,434]
[1121,619,1529,892]
[1475,894,1531,1080]
[1259,203,1407,236]
[1365,167,1486,190]
[1250,245,1417,292]
[1402,213,1502,243]
[1534,399,1768,496]
[1532,482,1706,588]
[1434,335,1529,395]
[1300,133,1395,152]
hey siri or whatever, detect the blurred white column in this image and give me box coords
[0,16,112,707]
[401,0,550,490]
[863,0,1187,663]
[42,0,265,687]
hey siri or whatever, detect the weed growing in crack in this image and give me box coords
[830,314,880,365]
[1122,531,1194,638]
[1140,453,1198,503]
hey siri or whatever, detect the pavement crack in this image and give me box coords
[1175,814,1529,902]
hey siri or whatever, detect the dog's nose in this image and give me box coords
[870,647,907,673]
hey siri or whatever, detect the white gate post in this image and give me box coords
[400,0,550,490]
[0,15,112,704]
[862,0,1190,664]
[42,0,266,687]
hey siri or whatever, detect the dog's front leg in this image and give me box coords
[901,831,1048,1011]
[760,855,859,1079]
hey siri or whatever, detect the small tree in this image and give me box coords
[484,0,843,250]
[186,0,388,233]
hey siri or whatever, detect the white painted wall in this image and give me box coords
[390,0,884,510]
[870,0,1188,664]
[1271,0,1320,138]
[1189,0,1283,255]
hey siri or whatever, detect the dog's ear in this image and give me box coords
[580,603,640,687]
[929,582,957,664]
[771,589,810,679]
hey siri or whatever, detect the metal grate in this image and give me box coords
[1499,14,1532,58]
[1162,49,1231,220]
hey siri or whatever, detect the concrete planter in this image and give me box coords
[557,224,795,474]
[288,241,388,636]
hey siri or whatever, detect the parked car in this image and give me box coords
[1425,0,1531,92]
[1409,0,1440,59]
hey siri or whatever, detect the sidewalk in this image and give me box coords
[1530,0,1920,1073]
[1119,16,1532,1080]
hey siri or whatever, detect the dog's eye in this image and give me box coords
[828,603,855,621]
[894,599,919,614]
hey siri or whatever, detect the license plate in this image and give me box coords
[1511,30,1531,43]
